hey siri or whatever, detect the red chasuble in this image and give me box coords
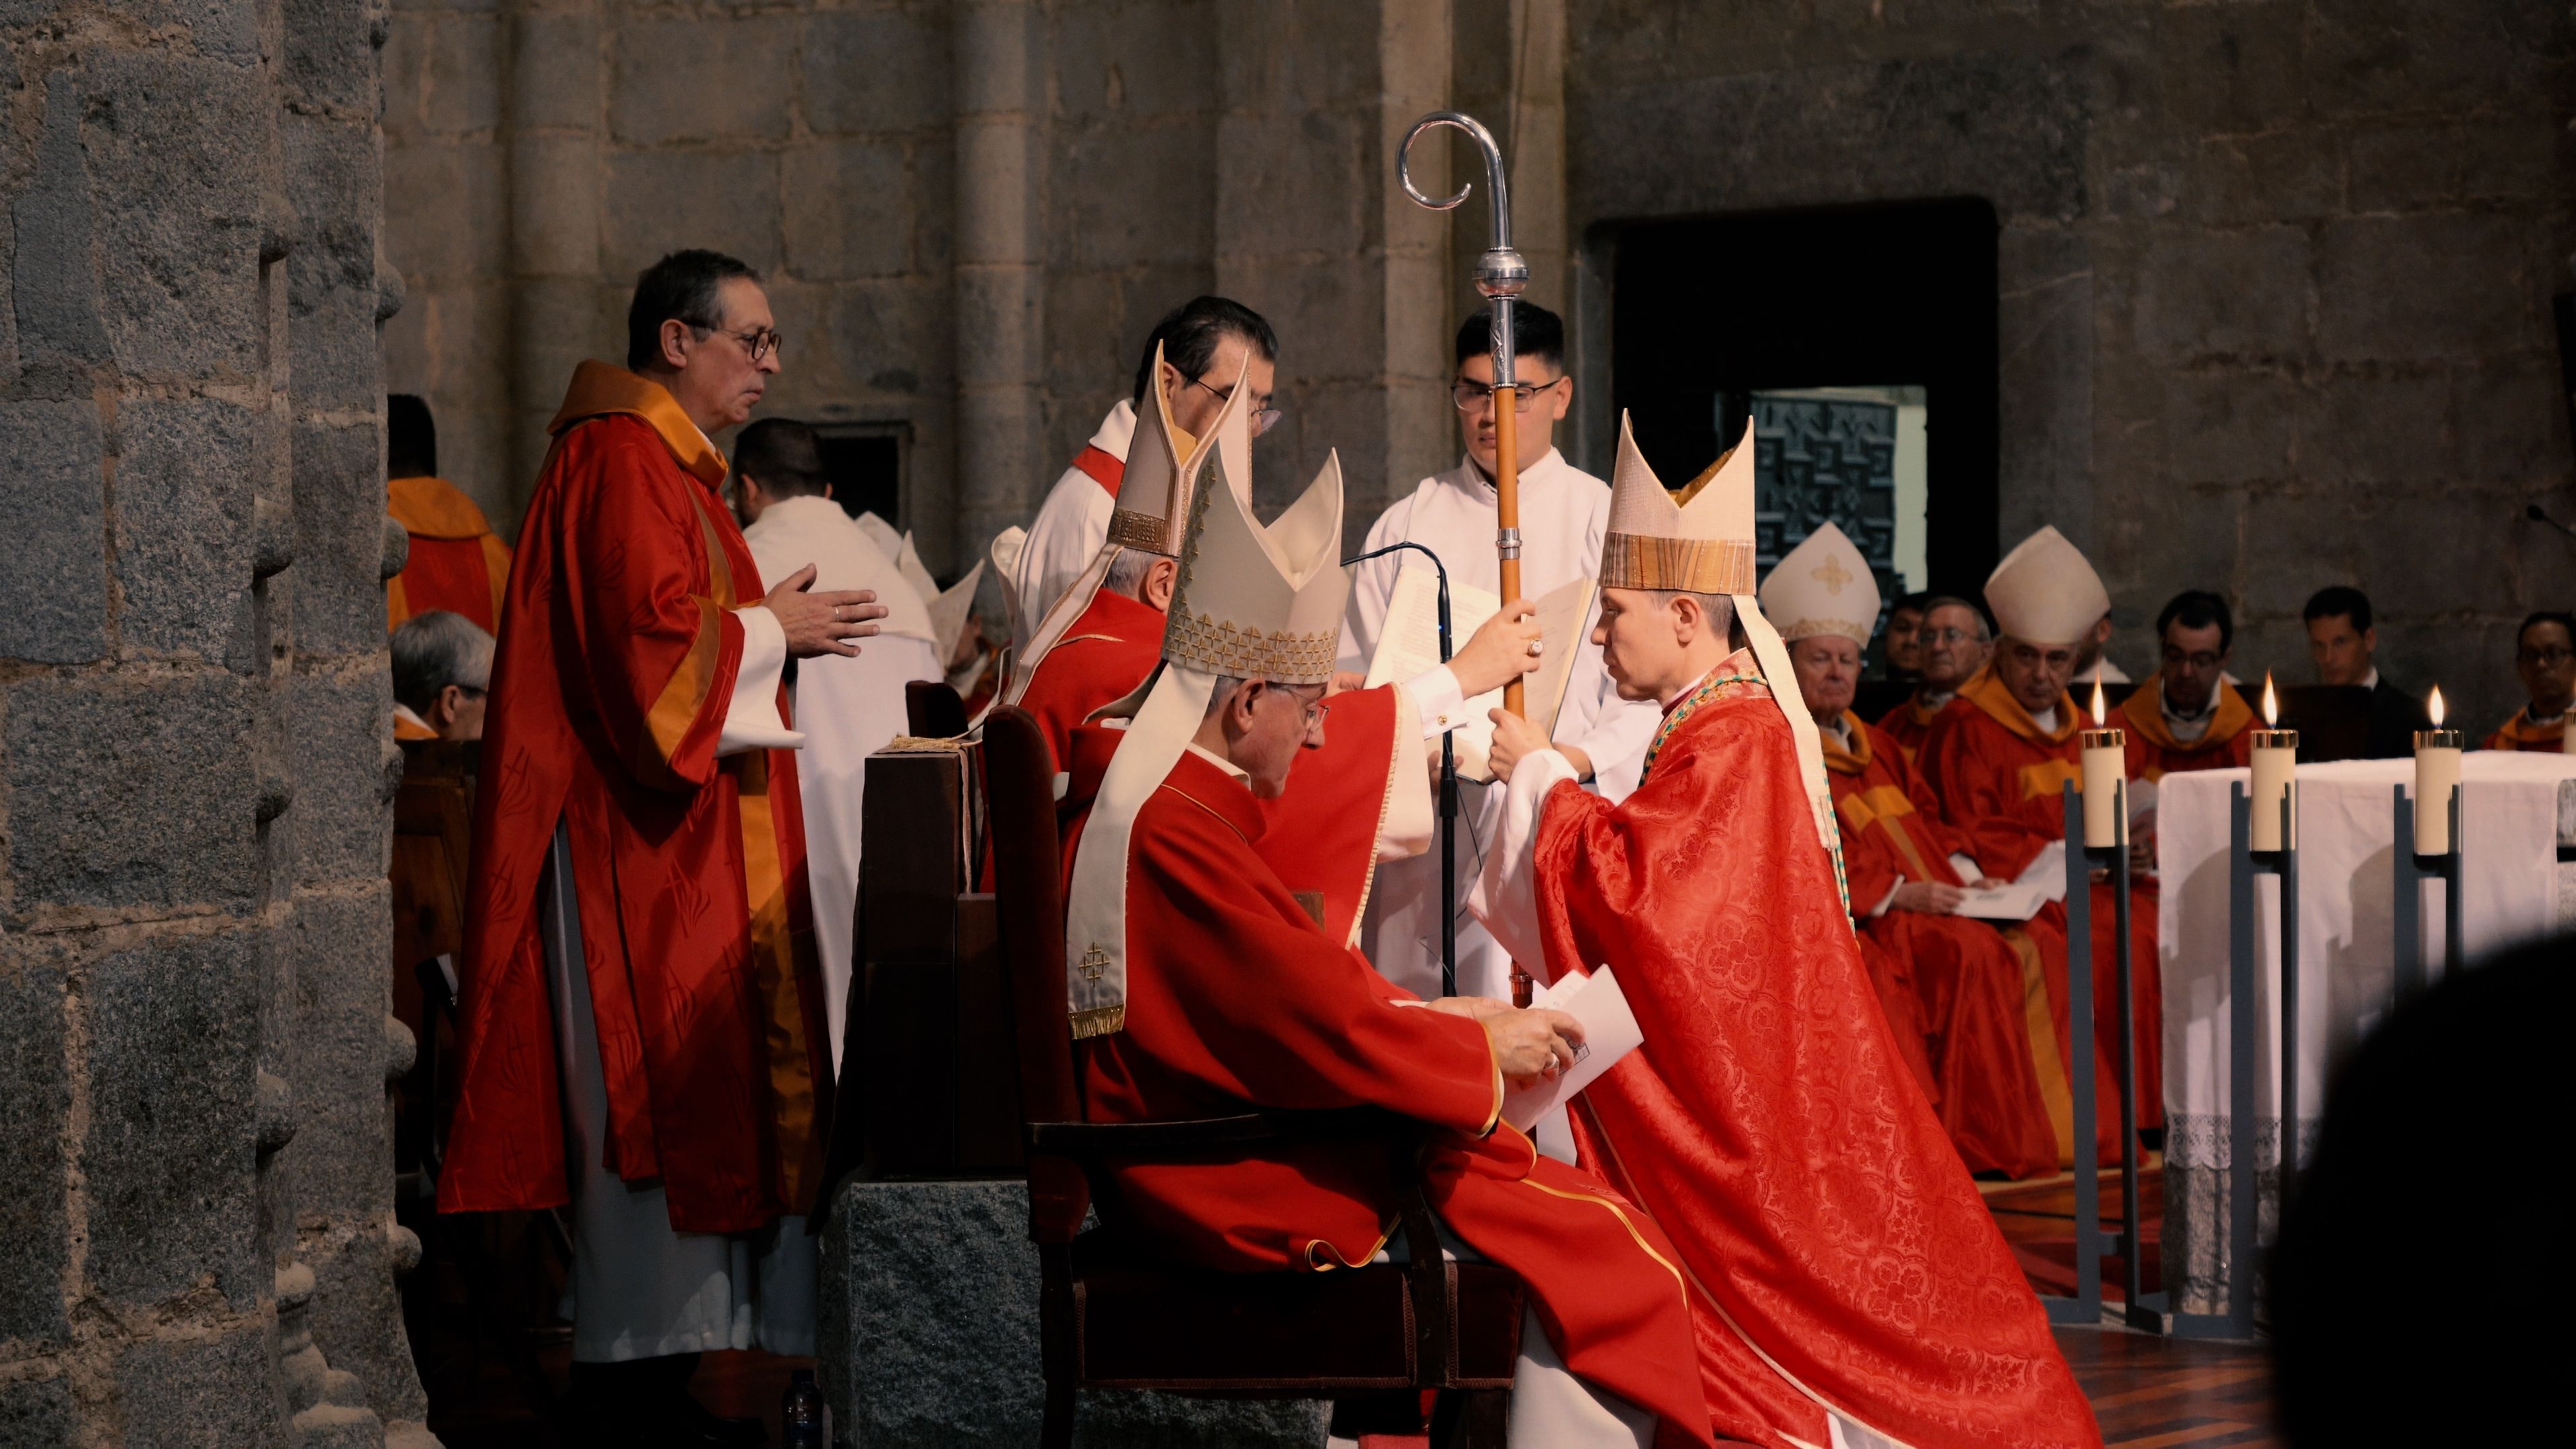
[437,362,833,1233]
[1062,720,1715,1448]
[2118,676,2255,781]
[1016,586,1164,768]
[1825,714,2059,1181]
[1920,667,2160,1163]
[2485,708,2565,751]
[1874,688,1954,767]
[386,474,513,634]
[1525,663,2097,1449]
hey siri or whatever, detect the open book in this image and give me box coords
[1502,965,1644,1132]
[1362,564,1597,782]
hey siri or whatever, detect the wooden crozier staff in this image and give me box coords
[1399,111,1538,1004]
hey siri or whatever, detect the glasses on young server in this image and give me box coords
[1189,376,1283,437]
[1452,375,1566,413]
[2517,646,2574,667]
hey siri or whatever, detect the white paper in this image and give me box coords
[1951,879,2050,922]
[2014,837,2071,903]
[1501,964,1644,1132]
[1363,564,1597,782]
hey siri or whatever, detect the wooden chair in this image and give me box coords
[2278,684,2375,763]
[907,678,970,739]
[981,706,1525,1448]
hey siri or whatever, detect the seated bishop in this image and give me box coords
[1762,523,2059,1182]
[1917,527,2161,1165]
[1472,417,2098,1449]
[1056,428,1714,1448]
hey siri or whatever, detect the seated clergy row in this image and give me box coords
[1043,357,2102,1446]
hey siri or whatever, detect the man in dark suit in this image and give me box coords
[2304,586,2430,758]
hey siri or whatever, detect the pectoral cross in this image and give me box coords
[1077,945,1110,982]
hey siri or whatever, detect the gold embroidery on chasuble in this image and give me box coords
[2017,758,2083,803]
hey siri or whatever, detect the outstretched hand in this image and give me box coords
[763,563,887,659]
[1448,598,1543,697]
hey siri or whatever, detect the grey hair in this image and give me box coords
[392,610,496,714]
[1918,594,1992,642]
[1102,547,1161,598]
[1201,675,1250,718]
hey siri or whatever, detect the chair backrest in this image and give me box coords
[908,679,971,739]
[981,706,1092,1243]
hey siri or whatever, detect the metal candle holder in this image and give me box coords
[2390,767,2465,1001]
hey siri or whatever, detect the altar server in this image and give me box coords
[2120,590,2256,782]
[1764,524,2057,1180]
[439,252,887,1436]
[1340,304,1658,1004]
[1059,423,1712,1448]
[1919,526,2161,1162]
[1475,419,2097,1449]
[1006,297,1277,638]
[2486,610,2576,751]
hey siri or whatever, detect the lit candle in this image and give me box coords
[2249,671,2298,851]
[2414,685,2463,855]
[2078,677,2127,850]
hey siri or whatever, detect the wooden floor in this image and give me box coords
[417,1164,2279,1447]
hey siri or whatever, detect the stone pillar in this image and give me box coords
[954,0,1048,572]
[505,0,604,513]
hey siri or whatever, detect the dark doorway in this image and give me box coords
[814,425,906,529]
[1607,198,2000,596]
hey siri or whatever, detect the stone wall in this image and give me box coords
[1565,0,2576,730]
[1,0,431,1444]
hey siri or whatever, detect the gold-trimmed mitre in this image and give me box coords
[1984,525,2109,648]
[1599,411,1758,594]
[1159,441,1349,686]
[1104,341,1252,558]
[1758,521,1881,647]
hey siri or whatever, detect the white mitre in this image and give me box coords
[1985,525,2109,647]
[1062,432,1349,1040]
[1600,411,1842,865]
[890,531,985,665]
[1000,344,1254,710]
[1759,521,1881,647]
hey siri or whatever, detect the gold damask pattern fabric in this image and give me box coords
[1163,609,1338,684]
[1106,507,1178,555]
[1599,533,1756,595]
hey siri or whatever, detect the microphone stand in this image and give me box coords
[1343,541,1459,998]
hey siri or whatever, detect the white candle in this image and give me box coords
[2414,686,2462,855]
[2249,672,2296,851]
[2079,680,2125,849]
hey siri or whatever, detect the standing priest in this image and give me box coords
[1473,419,2098,1449]
[1340,303,1658,1004]
[437,251,889,1438]
[1058,425,1712,1448]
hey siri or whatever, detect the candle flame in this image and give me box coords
[2261,670,2278,727]
[2089,677,2106,727]
[2428,684,2445,727]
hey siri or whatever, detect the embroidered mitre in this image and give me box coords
[1984,525,2110,648]
[1760,521,1881,647]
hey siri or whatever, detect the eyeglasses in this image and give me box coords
[693,321,783,364]
[1452,376,1566,413]
[2518,647,2574,667]
[1189,376,1283,437]
[1275,684,1326,730]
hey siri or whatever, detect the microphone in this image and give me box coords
[2526,503,2576,541]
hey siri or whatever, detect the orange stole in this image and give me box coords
[2118,675,2255,781]
[2485,708,2567,751]
[387,474,513,634]
[1874,688,1955,769]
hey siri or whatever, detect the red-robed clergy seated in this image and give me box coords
[1875,688,1953,767]
[388,472,513,635]
[1017,586,1165,769]
[1825,712,2059,1181]
[2118,674,2255,782]
[437,362,833,1232]
[1057,707,1717,1448]
[1495,659,2098,1449]
[1921,665,2160,1163]
[2485,708,2564,751]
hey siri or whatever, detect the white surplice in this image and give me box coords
[741,494,947,1069]
[545,605,818,1362]
[1340,450,1661,1004]
[1008,400,1134,639]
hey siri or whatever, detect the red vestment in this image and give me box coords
[386,473,512,634]
[1524,665,2096,1449]
[1825,714,2059,1180]
[438,362,832,1232]
[1874,688,1953,767]
[2118,675,2255,781]
[1016,586,1164,768]
[2485,708,2565,751]
[1063,720,1716,1448]
[1921,667,2160,1163]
